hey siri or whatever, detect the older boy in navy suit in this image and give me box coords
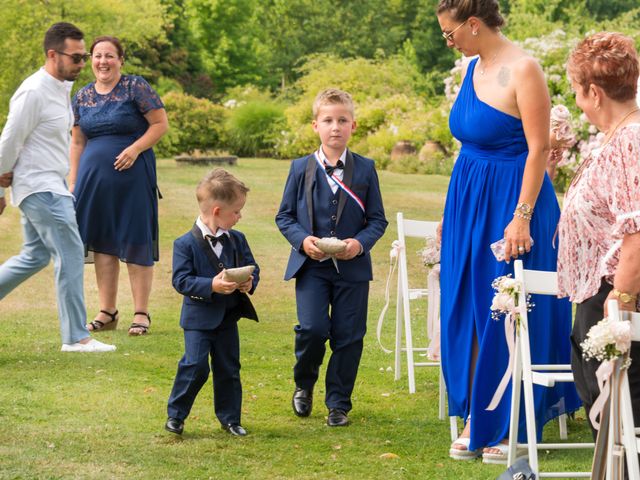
[276,88,387,426]
[165,169,259,437]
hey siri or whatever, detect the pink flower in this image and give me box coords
[610,321,631,353]
[550,105,577,146]
[551,104,571,124]
[491,292,515,313]
[419,236,441,268]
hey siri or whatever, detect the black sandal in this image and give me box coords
[87,309,119,332]
[128,312,151,336]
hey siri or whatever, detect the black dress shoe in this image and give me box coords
[165,417,184,435]
[292,387,313,417]
[327,408,349,427]
[222,424,247,436]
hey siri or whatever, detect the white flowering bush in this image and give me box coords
[581,317,632,367]
[520,29,598,192]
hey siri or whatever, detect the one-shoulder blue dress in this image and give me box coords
[440,58,581,450]
[72,75,164,266]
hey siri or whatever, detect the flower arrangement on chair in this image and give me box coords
[490,275,534,328]
[418,235,440,269]
[486,275,534,410]
[581,315,633,430]
[581,317,632,367]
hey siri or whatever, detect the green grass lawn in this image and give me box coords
[0,158,593,479]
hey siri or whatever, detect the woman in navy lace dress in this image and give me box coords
[70,36,168,335]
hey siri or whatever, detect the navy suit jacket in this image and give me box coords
[275,150,388,282]
[172,225,259,330]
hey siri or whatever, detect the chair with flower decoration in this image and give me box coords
[602,300,640,480]
[507,260,594,478]
[392,212,457,440]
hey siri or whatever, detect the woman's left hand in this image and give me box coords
[114,144,141,171]
[503,216,532,262]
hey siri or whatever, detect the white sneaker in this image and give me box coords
[61,338,117,352]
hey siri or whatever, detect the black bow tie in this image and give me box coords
[205,234,225,247]
[324,160,344,176]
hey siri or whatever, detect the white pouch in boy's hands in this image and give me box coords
[223,265,255,283]
[314,237,347,255]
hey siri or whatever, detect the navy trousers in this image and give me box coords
[293,261,369,412]
[167,320,242,426]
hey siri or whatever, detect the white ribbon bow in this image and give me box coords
[376,241,402,353]
[589,359,616,430]
[486,309,518,411]
[426,264,441,361]
[376,241,441,360]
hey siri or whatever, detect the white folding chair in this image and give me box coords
[604,300,640,480]
[394,212,458,441]
[508,260,594,478]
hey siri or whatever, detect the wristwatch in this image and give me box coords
[612,288,638,304]
[515,202,533,215]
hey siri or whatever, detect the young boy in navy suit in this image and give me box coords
[165,169,259,437]
[276,88,388,426]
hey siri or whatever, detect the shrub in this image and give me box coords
[277,54,454,161]
[156,91,227,157]
[226,100,287,157]
[387,151,453,176]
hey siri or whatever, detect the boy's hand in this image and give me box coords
[212,270,239,295]
[303,235,325,260]
[238,275,253,294]
[334,238,362,261]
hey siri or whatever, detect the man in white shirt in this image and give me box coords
[0,22,115,352]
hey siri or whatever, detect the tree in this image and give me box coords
[0,0,166,122]
[187,0,264,95]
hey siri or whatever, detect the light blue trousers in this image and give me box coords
[0,192,89,344]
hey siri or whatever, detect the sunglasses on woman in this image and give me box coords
[442,20,467,42]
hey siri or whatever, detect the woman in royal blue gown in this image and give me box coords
[436,0,581,464]
[69,36,168,336]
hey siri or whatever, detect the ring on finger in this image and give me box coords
[518,246,525,253]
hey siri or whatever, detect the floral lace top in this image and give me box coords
[558,123,640,303]
[72,75,163,139]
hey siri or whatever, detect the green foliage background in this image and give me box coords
[0,0,639,177]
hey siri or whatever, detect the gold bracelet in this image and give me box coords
[513,211,532,221]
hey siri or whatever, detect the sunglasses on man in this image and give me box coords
[55,51,91,64]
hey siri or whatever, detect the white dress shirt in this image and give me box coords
[0,68,74,205]
[317,147,347,194]
[196,216,229,258]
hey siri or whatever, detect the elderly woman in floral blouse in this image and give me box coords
[557,32,640,438]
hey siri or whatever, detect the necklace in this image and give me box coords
[602,106,640,146]
[478,44,505,75]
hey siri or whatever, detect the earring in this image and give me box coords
[472,30,478,36]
